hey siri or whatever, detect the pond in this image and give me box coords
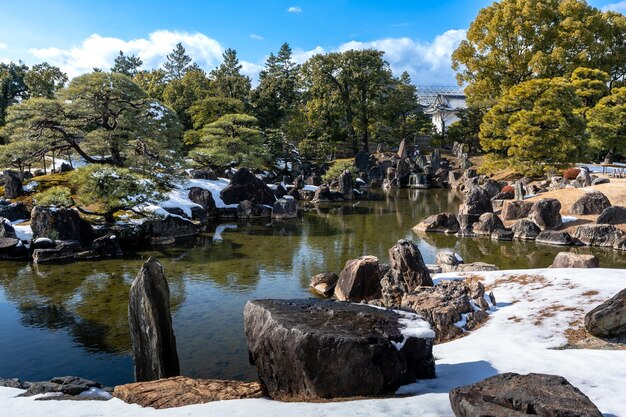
[1,189,624,387]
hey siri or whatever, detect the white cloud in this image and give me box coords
[298,30,467,85]
[602,1,626,13]
[28,30,225,78]
[287,6,302,13]
[249,34,264,41]
[0,43,7,50]
[23,28,466,86]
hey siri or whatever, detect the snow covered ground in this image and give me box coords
[1,269,625,416]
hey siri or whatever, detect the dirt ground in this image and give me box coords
[523,178,626,233]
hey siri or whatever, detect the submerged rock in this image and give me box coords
[113,376,264,409]
[309,272,339,297]
[585,288,626,338]
[243,299,435,400]
[0,237,29,260]
[536,230,574,246]
[413,212,460,234]
[272,197,297,219]
[128,258,180,382]
[449,373,602,417]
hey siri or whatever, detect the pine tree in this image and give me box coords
[163,43,193,80]
[111,51,143,77]
[209,48,251,102]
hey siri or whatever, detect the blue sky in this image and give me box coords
[1,0,624,85]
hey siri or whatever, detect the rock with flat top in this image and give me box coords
[113,376,264,409]
[413,212,459,234]
[455,262,499,272]
[449,373,602,417]
[272,197,297,219]
[243,298,435,400]
[472,212,505,236]
[536,230,574,246]
[128,257,180,382]
[501,200,533,221]
[551,252,599,268]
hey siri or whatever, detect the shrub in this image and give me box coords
[34,186,74,207]
[563,168,581,180]
[322,159,358,183]
[70,164,162,221]
[501,185,515,194]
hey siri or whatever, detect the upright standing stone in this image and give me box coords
[397,139,407,159]
[514,181,524,201]
[3,170,23,199]
[431,149,441,171]
[129,257,180,382]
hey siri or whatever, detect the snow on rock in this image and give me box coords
[139,178,237,219]
[11,220,32,242]
[22,181,38,192]
[1,268,626,416]
[562,216,578,223]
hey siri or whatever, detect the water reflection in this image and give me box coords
[0,189,624,386]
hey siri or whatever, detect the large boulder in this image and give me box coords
[32,240,80,264]
[243,299,435,400]
[309,272,339,297]
[335,255,381,302]
[31,206,94,246]
[113,376,264,409]
[272,197,297,219]
[220,168,275,206]
[512,219,541,240]
[3,170,23,199]
[0,202,30,222]
[480,179,501,199]
[501,200,533,221]
[128,257,180,382]
[458,188,493,223]
[386,239,433,290]
[570,191,611,215]
[449,373,602,417]
[413,212,460,234]
[536,230,574,246]
[144,215,198,245]
[188,187,218,218]
[572,224,624,247]
[529,198,562,230]
[551,252,599,268]
[597,206,626,225]
[400,279,493,343]
[584,288,626,338]
[471,212,505,236]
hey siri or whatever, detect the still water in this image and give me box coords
[1,189,624,386]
